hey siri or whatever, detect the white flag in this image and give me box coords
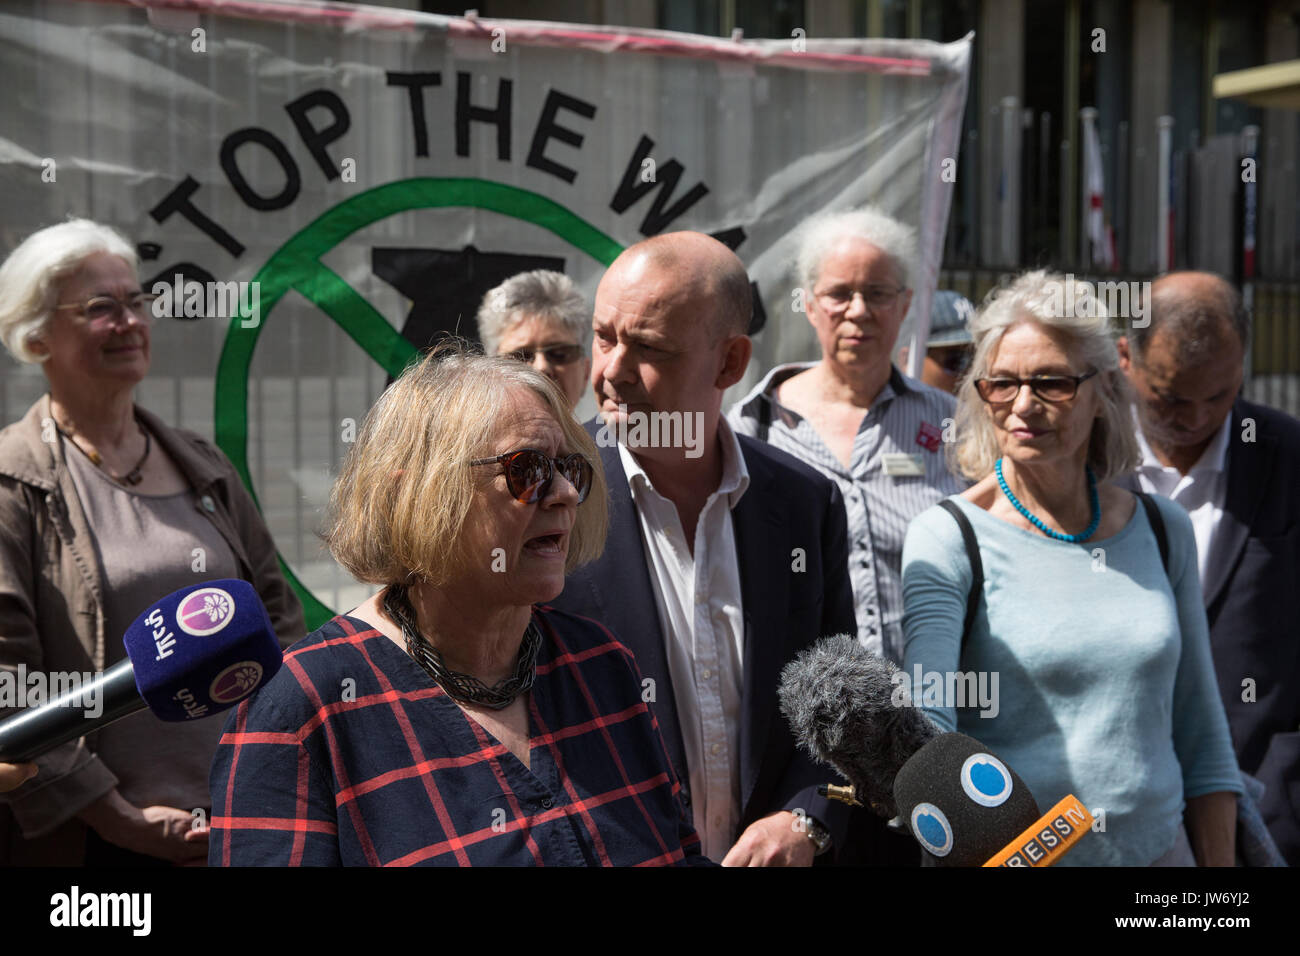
[1081,109,1116,270]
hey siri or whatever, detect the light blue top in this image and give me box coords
[901,492,1243,866]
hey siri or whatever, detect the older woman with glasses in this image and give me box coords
[900,270,1242,866]
[209,346,704,866]
[476,270,591,409]
[0,219,303,866]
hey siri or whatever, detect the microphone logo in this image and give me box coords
[911,803,954,857]
[960,753,1014,807]
[209,661,265,704]
[176,587,237,637]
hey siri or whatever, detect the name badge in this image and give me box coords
[882,453,925,477]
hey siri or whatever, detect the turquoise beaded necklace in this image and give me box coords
[995,458,1100,542]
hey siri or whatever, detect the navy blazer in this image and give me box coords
[1204,399,1300,864]
[1124,397,1300,863]
[550,422,858,850]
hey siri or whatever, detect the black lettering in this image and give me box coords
[525,90,596,184]
[285,89,351,181]
[387,71,442,157]
[220,129,301,211]
[141,263,216,305]
[148,176,244,257]
[455,72,512,160]
[709,226,748,251]
[609,135,709,236]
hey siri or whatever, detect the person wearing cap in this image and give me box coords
[729,207,968,668]
[906,290,976,396]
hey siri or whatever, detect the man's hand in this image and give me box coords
[0,761,36,793]
[78,790,208,863]
[721,811,816,867]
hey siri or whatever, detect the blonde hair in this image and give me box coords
[950,269,1139,483]
[323,342,608,588]
[0,218,138,364]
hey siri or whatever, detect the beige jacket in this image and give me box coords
[0,394,304,862]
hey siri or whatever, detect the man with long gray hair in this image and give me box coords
[1118,271,1300,864]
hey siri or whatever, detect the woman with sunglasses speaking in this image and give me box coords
[900,271,1241,866]
[210,345,706,866]
[0,219,304,866]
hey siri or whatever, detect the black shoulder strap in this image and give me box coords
[757,393,771,443]
[1135,491,1170,575]
[937,499,982,650]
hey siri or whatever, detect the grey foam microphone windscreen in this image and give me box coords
[779,634,939,818]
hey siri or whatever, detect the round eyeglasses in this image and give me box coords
[55,293,157,328]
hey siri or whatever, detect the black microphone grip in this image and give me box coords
[0,661,145,762]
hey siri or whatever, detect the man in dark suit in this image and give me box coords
[550,232,857,865]
[1119,271,1300,864]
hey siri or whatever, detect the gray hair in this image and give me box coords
[475,270,589,356]
[1130,272,1250,367]
[796,206,918,292]
[950,269,1140,484]
[0,219,139,364]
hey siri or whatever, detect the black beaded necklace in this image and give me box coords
[383,583,541,711]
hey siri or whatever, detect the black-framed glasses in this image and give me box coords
[55,292,157,327]
[975,369,1099,404]
[814,284,906,312]
[469,448,593,504]
[507,344,584,366]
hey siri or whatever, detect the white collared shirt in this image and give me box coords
[618,418,749,863]
[1132,411,1233,593]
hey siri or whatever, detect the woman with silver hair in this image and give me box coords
[900,269,1242,866]
[476,269,590,408]
[0,219,303,866]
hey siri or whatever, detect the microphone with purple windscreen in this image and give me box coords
[0,579,282,762]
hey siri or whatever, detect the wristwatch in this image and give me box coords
[806,818,832,856]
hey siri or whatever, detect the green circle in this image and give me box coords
[214,178,624,629]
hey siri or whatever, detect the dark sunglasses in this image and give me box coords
[930,346,972,375]
[975,369,1099,404]
[507,344,584,366]
[469,448,593,504]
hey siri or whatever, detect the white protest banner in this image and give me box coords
[0,0,970,624]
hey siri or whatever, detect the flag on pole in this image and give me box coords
[1080,107,1116,271]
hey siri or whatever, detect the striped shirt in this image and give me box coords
[729,363,968,662]
[209,607,705,866]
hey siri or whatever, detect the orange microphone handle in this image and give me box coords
[983,794,1094,867]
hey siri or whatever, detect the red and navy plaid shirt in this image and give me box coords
[209,606,705,866]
